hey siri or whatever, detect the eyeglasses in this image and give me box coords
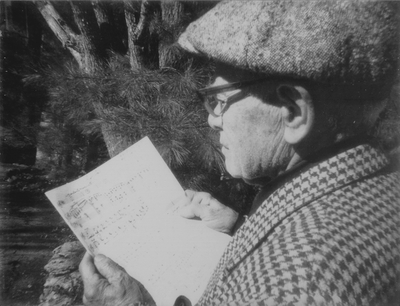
[198,78,269,117]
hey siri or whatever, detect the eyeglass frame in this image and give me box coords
[197,78,271,117]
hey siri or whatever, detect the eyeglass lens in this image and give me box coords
[204,96,225,117]
[205,90,250,117]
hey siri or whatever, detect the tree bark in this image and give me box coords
[69,1,107,74]
[92,0,126,54]
[159,0,184,68]
[124,0,159,70]
[35,1,117,159]
[34,0,83,66]
[100,124,135,158]
[92,0,110,25]
[124,0,142,69]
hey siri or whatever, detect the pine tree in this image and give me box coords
[31,0,258,211]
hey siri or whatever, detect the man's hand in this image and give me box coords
[79,252,156,306]
[172,190,239,234]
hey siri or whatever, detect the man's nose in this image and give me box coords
[208,113,223,130]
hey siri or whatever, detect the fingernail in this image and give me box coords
[95,254,106,262]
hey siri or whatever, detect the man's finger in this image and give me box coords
[168,193,190,212]
[178,203,199,219]
[184,189,196,198]
[167,190,198,214]
[192,192,212,207]
[94,254,126,283]
[179,193,210,219]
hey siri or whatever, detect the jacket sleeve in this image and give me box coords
[202,232,324,305]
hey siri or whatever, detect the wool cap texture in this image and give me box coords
[178,0,399,88]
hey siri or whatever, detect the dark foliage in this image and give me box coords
[37,52,258,211]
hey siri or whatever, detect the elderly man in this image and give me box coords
[79,1,399,305]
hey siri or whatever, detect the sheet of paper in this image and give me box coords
[45,137,232,306]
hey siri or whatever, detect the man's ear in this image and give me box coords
[277,84,314,144]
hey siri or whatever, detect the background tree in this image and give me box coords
[1,1,59,165]
[27,0,257,212]
[3,0,398,208]
[30,4,258,304]
[3,0,399,206]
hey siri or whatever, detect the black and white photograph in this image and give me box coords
[1,1,399,305]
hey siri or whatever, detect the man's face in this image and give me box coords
[207,76,293,182]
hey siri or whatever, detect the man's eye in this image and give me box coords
[209,96,220,108]
[220,100,227,108]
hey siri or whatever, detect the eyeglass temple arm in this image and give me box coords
[198,78,269,96]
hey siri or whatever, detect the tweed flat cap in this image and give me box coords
[178,0,399,86]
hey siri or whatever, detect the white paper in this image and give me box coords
[45,137,232,306]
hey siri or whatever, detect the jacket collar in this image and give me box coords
[224,143,389,273]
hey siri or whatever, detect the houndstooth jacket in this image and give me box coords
[197,144,400,306]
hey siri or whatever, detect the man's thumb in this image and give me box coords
[94,254,125,283]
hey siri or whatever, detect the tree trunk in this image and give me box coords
[84,135,106,172]
[34,0,165,158]
[69,1,107,74]
[35,1,84,66]
[1,1,14,31]
[124,0,143,69]
[27,2,43,64]
[159,0,184,68]
[92,0,109,25]
[92,1,126,54]
[124,0,159,70]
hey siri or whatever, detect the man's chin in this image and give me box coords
[242,176,272,186]
[225,164,271,186]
